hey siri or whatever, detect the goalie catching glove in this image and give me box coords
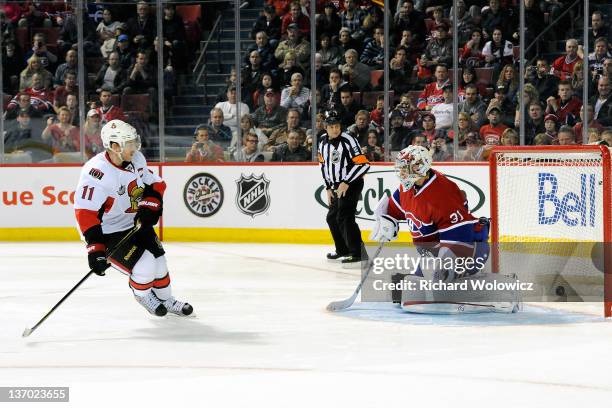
[369,214,399,242]
[135,184,163,227]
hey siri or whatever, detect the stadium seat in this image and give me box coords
[370,70,383,88]
[352,91,361,105]
[424,18,435,33]
[15,27,29,51]
[86,57,105,74]
[361,91,394,110]
[176,5,201,24]
[475,68,493,86]
[110,94,122,107]
[121,94,150,113]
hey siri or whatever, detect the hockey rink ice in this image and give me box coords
[2,242,612,407]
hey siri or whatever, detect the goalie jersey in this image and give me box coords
[382,169,484,256]
[74,151,166,237]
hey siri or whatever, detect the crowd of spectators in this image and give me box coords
[2,0,612,163]
[2,0,191,161]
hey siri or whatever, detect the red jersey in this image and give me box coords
[417,80,449,110]
[479,123,508,145]
[545,96,582,125]
[385,170,478,255]
[95,105,126,126]
[551,55,582,80]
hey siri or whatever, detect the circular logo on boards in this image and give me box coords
[183,173,224,217]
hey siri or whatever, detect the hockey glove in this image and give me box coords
[135,185,163,227]
[87,243,109,276]
[369,214,399,242]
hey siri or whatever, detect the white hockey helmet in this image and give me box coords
[101,119,141,152]
[395,145,432,190]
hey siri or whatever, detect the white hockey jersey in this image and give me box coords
[74,151,165,236]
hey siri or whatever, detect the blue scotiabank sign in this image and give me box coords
[537,172,596,227]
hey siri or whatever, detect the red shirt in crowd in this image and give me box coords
[479,123,508,145]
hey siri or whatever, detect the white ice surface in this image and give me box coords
[1,242,612,408]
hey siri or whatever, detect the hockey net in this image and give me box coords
[489,146,612,317]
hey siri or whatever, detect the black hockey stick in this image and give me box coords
[22,224,141,338]
[326,241,385,312]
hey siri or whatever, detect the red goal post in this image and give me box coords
[489,145,612,317]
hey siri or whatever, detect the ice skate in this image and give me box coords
[161,296,194,316]
[134,292,167,316]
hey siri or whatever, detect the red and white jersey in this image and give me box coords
[74,151,164,236]
[383,170,478,254]
[417,80,449,110]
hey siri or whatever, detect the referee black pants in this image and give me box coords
[326,178,365,257]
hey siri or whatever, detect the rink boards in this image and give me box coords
[0,162,489,243]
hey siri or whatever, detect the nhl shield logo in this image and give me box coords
[235,174,270,217]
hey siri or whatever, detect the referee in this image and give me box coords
[318,110,370,266]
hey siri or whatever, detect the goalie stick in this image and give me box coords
[326,241,385,312]
[22,223,141,338]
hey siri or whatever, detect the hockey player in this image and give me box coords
[74,120,193,317]
[369,145,518,313]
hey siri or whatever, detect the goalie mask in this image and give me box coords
[395,145,432,190]
[101,119,141,153]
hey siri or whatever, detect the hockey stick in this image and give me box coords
[326,241,385,312]
[22,224,141,338]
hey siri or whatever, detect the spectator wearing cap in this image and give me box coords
[461,132,486,161]
[271,129,310,162]
[524,102,546,145]
[274,23,311,70]
[254,88,288,136]
[543,113,559,142]
[214,85,251,134]
[458,83,487,128]
[479,105,509,145]
[101,22,128,58]
[558,125,578,145]
[114,33,135,70]
[431,84,454,131]
[490,85,515,127]
[126,1,156,52]
[186,125,225,163]
[234,131,265,163]
[390,109,412,150]
[281,1,310,38]
[84,109,103,158]
[420,22,453,70]
[545,80,582,126]
[94,51,128,94]
[339,49,371,91]
[208,107,233,146]
[251,5,282,45]
[280,72,310,114]
[417,64,450,110]
[393,0,427,45]
[266,108,307,151]
[573,104,604,141]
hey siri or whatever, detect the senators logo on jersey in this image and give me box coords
[126,179,144,213]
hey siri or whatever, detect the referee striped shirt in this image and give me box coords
[318,132,370,189]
